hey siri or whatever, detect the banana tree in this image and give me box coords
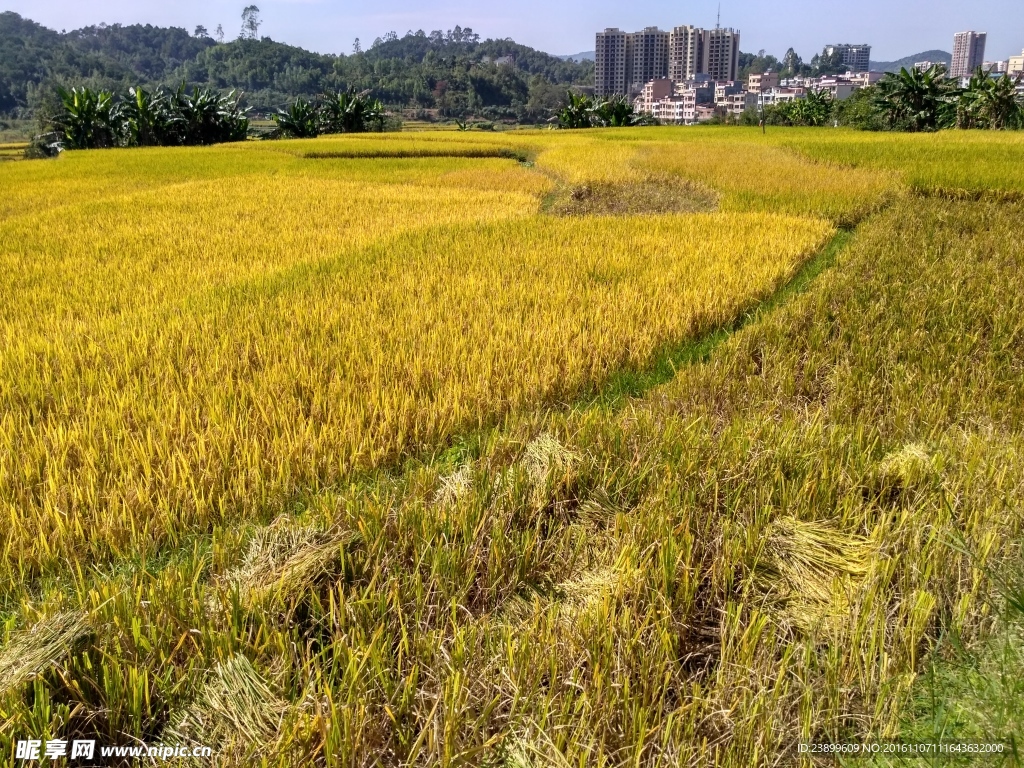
[874,65,958,131]
[174,85,249,145]
[54,86,123,149]
[592,96,635,127]
[794,89,834,126]
[122,86,178,146]
[557,91,594,129]
[273,98,321,138]
[319,89,385,133]
[958,70,1024,130]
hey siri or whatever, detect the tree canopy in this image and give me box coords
[0,12,592,120]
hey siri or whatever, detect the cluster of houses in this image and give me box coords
[614,27,1023,125]
[632,70,884,124]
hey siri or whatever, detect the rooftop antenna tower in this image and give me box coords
[716,4,721,29]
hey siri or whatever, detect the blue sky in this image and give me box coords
[4,0,1023,62]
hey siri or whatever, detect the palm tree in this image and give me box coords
[874,65,958,131]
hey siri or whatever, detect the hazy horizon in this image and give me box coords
[3,0,1023,63]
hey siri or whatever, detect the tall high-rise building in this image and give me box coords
[951,31,987,78]
[669,25,703,81]
[595,28,629,97]
[824,43,872,72]
[629,27,670,92]
[701,27,740,82]
[597,20,739,96]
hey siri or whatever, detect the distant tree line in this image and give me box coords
[737,46,853,83]
[0,11,592,122]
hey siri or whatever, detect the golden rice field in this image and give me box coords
[0,142,27,162]
[2,127,1024,767]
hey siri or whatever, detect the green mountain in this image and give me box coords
[0,12,593,120]
[870,50,952,73]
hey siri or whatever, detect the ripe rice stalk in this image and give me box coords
[0,199,831,586]
[544,176,718,217]
[500,732,577,768]
[874,442,940,491]
[754,517,880,634]
[4,130,1023,765]
[434,464,475,506]
[0,610,90,695]
[552,565,626,624]
[166,654,289,765]
[522,433,579,486]
[519,433,582,512]
[501,545,637,628]
[217,517,355,606]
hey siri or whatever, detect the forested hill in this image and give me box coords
[0,13,216,112]
[0,12,593,119]
[869,50,952,73]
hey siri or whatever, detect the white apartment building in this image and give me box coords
[780,72,875,101]
[780,76,812,88]
[982,60,1008,74]
[951,31,987,78]
[598,21,740,94]
[723,91,757,115]
[758,87,806,108]
[633,78,715,124]
[914,60,939,72]
[651,98,690,123]
[669,25,703,81]
[595,28,629,97]
[633,78,674,114]
[813,77,859,100]
[702,27,741,82]
[747,72,779,92]
[695,105,717,121]
[1007,50,1023,76]
[845,70,884,86]
[630,27,670,92]
[824,44,871,72]
[714,81,744,106]
[595,26,673,97]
